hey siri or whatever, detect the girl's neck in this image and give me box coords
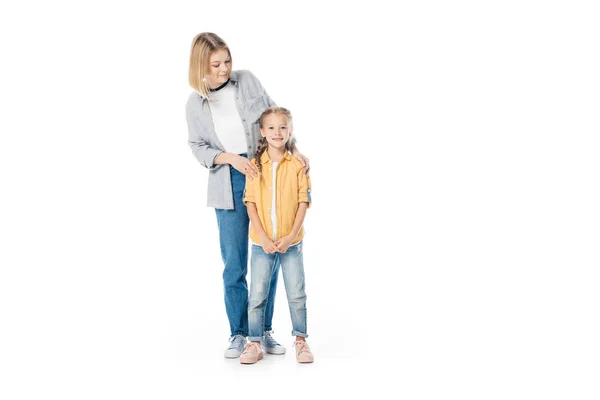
[267,146,286,163]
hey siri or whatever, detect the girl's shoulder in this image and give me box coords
[286,155,306,173]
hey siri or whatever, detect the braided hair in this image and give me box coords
[254,107,294,180]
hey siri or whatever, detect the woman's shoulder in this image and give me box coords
[232,69,256,79]
[232,70,262,87]
[185,91,203,109]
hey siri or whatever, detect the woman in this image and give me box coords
[185,32,310,358]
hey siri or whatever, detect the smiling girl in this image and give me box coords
[240,107,314,365]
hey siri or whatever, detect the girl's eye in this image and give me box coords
[225,60,231,64]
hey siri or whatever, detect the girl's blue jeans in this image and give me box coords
[248,242,308,341]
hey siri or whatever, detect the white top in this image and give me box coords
[208,84,247,154]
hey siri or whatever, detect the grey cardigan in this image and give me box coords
[186,70,276,209]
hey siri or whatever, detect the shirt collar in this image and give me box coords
[260,150,292,165]
[228,71,239,85]
[199,71,239,100]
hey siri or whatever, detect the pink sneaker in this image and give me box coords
[294,340,314,363]
[240,342,263,364]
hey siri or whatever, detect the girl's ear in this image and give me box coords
[260,128,266,137]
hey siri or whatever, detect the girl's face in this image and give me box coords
[260,113,292,150]
[205,49,231,89]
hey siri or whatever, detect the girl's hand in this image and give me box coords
[259,235,278,254]
[274,235,294,253]
[291,150,310,176]
[231,155,258,180]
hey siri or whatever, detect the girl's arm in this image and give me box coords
[274,202,308,253]
[246,202,278,254]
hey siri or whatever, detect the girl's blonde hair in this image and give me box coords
[255,107,294,179]
[188,32,231,98]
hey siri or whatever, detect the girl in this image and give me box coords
[241,107,314,364]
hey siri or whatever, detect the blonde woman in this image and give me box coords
[186,33,310,358]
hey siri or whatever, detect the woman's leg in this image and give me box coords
[215,167,250,336]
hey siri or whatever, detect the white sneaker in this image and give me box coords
[262,331,286,355]
[224,334,246,358]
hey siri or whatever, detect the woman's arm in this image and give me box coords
[186,95,258,178]
[214,153,258,179]
[186,98,222,170]
[290,145,310,175]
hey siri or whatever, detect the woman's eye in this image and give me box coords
[225,60,231,64]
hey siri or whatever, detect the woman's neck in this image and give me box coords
[267,147,286,163]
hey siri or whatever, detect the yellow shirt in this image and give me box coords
[243,151,311,245]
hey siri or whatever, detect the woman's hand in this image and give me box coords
[259,234,278,254]
[230,154,258,180]
[274,235,294,253]
[291,149,310,176]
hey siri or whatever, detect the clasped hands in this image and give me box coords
[259,234,294,254]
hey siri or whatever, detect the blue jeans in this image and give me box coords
[215,164,280,336]
[248,242,308,341]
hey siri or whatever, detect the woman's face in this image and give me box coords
[205,49,231,89]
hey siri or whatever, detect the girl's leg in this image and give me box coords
[264,254,280,331]
[248,245,279,341]
[215,167,250,336]
[279,242,308,338]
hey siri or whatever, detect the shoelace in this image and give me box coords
[229,335,245,349]
[294,340,310,355]
[264,332,280,347]
[243,342,261,355]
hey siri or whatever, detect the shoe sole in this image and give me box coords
[240,353,264,364]
[264,347,286,355]
[224,350,243,359]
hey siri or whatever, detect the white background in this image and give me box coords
[1,0,599,399]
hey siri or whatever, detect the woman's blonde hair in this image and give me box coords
[188,32,231,98]
[255,107,294,179]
